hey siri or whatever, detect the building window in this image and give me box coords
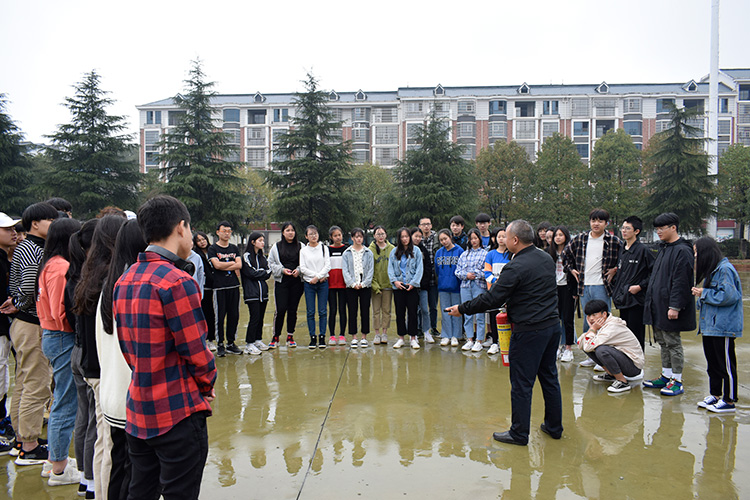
[328,107,343,122]
[460,146,475,161]
[739,104,750,124]
[374,125,398,145]
[145,130,160,166]
[168,111,186,126]
[489,100,507,115]
[740,85,750,101]
[656,98,675,113]
[434,84,445,97]
[719,98,729,114]
[457,123,476,138]
[623,121,642,136]
[515,102,535,118]
[352,150,370,164]
[595,120,615,138]
[623,98,642,114]
[594,98,616,117]
[542,122,558,138]
[404,101,423,119]
[224,129,240,145]
[355,90,367,101]
[328,90,339,101]
[146,111,161,125]
[373,107,398,123]
[352,125,370,143]
[718,119,732,136]
[573,121,590,136]
[223,109,240,124]
[571,98,590,117]
[518,83,530,94]
[273,109,289,123]
[739,126,750,146]
[542,101,559,115]
[353,107,371,122]
[683,99,704,113]
[431,101,450,118]
[488,121,507,138]
[685,80,698,92]
[685,118,705,136]
[519,142,535,160]
[247,127,265,146]
[253,92,265,103]
[375,147,398,166]
[457,101,475,115]
[596,82,609,94]
[576,144,589,158]
[248,110,266,125]
[656,120,671,133]
[515,121,535,140]
[272,129,288,144]
[246,149,267,168]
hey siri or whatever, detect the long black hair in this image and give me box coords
[694,237,723,288]
[37,218,81,296]
[193,231,210,255]
[73,215,124,316]
[548,225,571,262]
[394,227,414,259]
[66,219,98,286]
[101,220,147,335]
[277,221,301,266]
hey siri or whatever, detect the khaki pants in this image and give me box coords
[86,377,113,500]
[371,288,393,332]
[9,319,51,443]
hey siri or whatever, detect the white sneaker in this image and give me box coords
[207,341,217,352]
[579,358,595,367]
[245,344,262,355]
[381,334,388,344]
[560,349,574,362]
[410,337,420,349]
[41,460,53,478]
[487,343,500,355]
[440,337,450,346]
[328,336,337,346]
[593,364,605,372]
[462,340,474,351]
[625,369,644,382]
[451,337,459,347]
[482,338,493,348]
[351,338,359,348]
[471,341,483,352]
[254,340,269,351]
[393,338,405,349]
[48,460,81,486]
[556,345,564,360]
[424,331,435,343]
[359,338,369,348]
[373,334,381,345]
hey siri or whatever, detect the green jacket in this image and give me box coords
[369,241,395,294]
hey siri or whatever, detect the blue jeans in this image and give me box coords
[460,281,486,340]
[42,329,77,462]
[417,289,431,333]
[304,281,329,337]
[581,285,610,332]
[439,291,462,339]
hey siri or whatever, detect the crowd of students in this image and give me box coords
[0,196,743,499]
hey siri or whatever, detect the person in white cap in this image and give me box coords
[0,213,20,446]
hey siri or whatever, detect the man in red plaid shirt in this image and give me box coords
[114,195,216,500]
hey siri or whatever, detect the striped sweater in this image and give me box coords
[9,234,45,324]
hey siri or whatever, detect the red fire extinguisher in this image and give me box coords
[496,310,511,367]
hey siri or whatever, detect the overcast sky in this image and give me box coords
[1,0,748,144]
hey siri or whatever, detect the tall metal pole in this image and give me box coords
[707,0,720,237]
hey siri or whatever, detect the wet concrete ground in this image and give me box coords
[4,282,750,499]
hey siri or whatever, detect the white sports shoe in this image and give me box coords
[351,338,359,348]
[471,341,484,352]
[593,364,605,372]
[560,349,574,362]
[245,344,262,355]
[462,340,474,351]
[487,343,500,355]
[393,338,405,349]
[424,331,435,343]
[579,358,595,367]
[381,334,388,344]
[41,460,53,478]
[207,341,217,352]
[440,337,450,346]
[48,460,82,486]
[254,340,269,351]
[410,337,420,349]
[625,369,644,382]
[482,339,493,348]
[359,338,369,348]
[451,337,459,347]
[373,334,381,345]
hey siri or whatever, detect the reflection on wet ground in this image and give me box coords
[4,275,750,499]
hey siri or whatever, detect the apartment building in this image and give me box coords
[137,68,750,173]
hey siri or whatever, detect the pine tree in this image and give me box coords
[589,128,645,227]
[158,60,246,231]
[46,71,141,219]
[265,73,356,233]
[475,140,533,225]
[0,95,35,215]
[388,114,477,229]
[644,103,714,235]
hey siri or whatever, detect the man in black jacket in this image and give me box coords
[642,213,695,396]
[612,216,654,351]
[447,219,562,446]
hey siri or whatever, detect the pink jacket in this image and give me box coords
[37,256,72,332]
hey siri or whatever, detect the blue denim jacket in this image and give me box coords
[387,247,423,289]
[697,258,743,337]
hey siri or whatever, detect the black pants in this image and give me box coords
[393,288,419,337]
[213,287,239,345]
[346,288,371,335]
[508,323,563,444]
[702,336,738,402]
[108,426,131,500]
[586,345,640,377]
[557,285,575,345]
[619,304,645,351]
[245,301,268,344]
[487,309,500,343]
[126,412,208,500]
[328,288,347,336]
[273,279,304,338]
[201,289,215,342]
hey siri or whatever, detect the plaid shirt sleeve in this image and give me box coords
[115,254,217,440]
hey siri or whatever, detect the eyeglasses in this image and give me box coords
[219,229,232,234]
[655,226,673,232]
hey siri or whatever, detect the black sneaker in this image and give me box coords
[318,335,326,349]
[0,417,15,440]
[0,440,11,455]
[308,336,317,349]
[225,343,242,355]
[217,343,226,357]
[15,444,49,465]
[85,490,95,499]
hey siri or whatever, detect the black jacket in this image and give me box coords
[417,242,433,290]
[241,250,271,302]
[643,237,696,332]
[612,240,655,309]
[459,245,558,332]
[0,249,10,338]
